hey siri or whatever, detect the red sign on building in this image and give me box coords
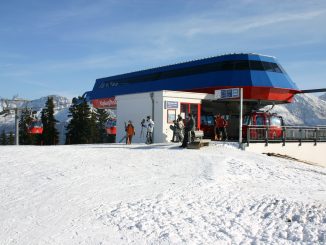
[92,97,117,109]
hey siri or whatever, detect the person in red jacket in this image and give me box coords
[215,114,228,141]
[125,120,135,144]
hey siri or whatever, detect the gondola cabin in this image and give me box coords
[28,120,43,134]
[106,118,117,135]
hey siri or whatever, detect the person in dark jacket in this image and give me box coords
[170,120,178,142]
[180,113,196,148]
[215,113,228,141]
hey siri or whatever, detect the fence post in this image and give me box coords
[282,127,286,146]
[247,126,250,147]
[299,128,302,146]
[265,127,269,146]
[314,128,318,146]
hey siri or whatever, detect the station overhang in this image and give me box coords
[86,53,300,105]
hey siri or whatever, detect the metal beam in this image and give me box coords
[299,88,326,93]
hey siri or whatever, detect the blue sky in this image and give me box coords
[0,0,325,100]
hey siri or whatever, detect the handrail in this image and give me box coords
[245,125,326,146]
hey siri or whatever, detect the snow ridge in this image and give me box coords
[320,93,326,102]
[269,94,326,126]
[96,147,326,244]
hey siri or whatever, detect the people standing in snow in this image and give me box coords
[125,120,135,144]
[213,115,218,140]
[170,120,178,142]
[180,113,195,148]
[176,114,184,142]
[215,113,228,141]
[140,118,146,139]
[145,116,154,144]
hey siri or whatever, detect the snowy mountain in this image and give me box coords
[320,93,326,101]
[0,95,72,143]
[269,94,326,126]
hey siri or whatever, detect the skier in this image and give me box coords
[140,118,146,139]
[125,120,135,144]
[145,116,154,144]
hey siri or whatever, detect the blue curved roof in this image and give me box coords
[86,53,298,100]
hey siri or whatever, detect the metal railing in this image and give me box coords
[245,126,326,146]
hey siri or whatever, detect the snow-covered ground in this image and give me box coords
[0,143,325,244]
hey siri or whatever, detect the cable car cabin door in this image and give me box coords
[180,103,201,130]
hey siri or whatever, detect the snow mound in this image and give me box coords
[0,143,325,244]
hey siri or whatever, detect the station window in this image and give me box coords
[249,61,264,70]
[234,60,250,70]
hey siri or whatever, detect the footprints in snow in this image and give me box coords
[96,193,326,244]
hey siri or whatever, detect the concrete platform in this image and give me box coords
[244,142,326,167]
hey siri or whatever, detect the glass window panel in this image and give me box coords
[256,116,264,126]
[270,116,282,126]
[249,61,264,70]
[234,61,250,70]
[262,62,274,72]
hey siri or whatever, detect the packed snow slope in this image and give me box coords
[0,143,325,244]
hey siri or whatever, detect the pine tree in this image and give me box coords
[0,130,7,145]
[19,108,34,145]
[41,97,59,145]
[65,97,92,144]
[89,110,100,143]
[8,131,14,145]
[95,108,109,143]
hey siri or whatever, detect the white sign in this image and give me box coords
[164,101,178,109]
[215,88,240,99]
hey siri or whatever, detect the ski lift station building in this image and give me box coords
[84,53,300,144]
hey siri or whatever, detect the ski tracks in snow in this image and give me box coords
[96,180,326,244]
[1,144,326,244]
[93,148,326,244]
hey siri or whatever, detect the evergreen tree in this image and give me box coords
[65,97,92,144]
[19,108,34,145]
[89,110,100,143]
[8,131,15,145]
[41,97,59,145]
[0,130,7,145]
[95,108,109,143]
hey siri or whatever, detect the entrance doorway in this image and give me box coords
[180,103,201,129]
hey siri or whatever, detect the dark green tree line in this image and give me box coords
[0,130,6,145]
[65,97,111,144]
[19,108,35,145]
[65,97,93,144]
[41,97,59,145]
